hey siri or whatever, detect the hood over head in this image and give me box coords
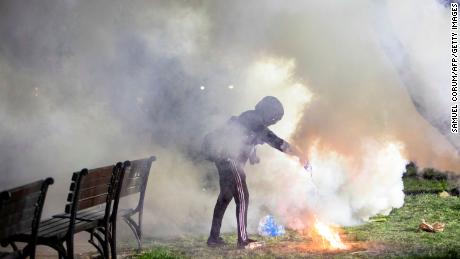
[255,96,284,126]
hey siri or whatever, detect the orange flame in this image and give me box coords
[312,219,347,250]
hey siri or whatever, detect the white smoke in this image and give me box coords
[251,139,407,227]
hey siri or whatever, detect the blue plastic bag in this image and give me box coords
[258,215,285,237]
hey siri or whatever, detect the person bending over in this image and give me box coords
[203,96,307,249]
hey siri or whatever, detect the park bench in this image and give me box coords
[1,156,155,259]
[0,178,54,259]
[63,156,156,258]
[112,156,156,256]
[8,163,123,259]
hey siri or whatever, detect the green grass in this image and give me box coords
[403,178,452,193]
[135,247,185,259]
[135,179,460,258]
[346,194,460,257]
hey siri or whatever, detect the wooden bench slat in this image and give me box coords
[76,209,105,219]
[0,192,41,217]
[0,219,34,239]
[87,165,114,175]
[79,174,113,189]
[40,223,70,237]
[39,219,98,238]
[77,184,110,200]
[39,217,66,227]
[38,218,75,237]
[36,218,69,233]
[1,207,36,228]
[54,207,103,218]
[5,181,44,201]
[0,206,36,220]
[77,193,108,210]
[76,208,136,221]
[54,208,107,222]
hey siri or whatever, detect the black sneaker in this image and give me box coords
[207,236,226,247]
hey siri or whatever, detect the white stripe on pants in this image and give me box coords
[229,159,247,241]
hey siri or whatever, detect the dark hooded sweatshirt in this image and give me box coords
[234,110,288,163]
[203,110,289,165]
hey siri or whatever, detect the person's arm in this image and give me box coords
[259,128,308,165]
[283,143,309,166]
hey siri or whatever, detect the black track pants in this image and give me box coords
[209,158,249,242]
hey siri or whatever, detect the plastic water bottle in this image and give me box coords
[258,215,285,237]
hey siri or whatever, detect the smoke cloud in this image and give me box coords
[0,0,458,240]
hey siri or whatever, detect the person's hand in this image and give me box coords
[249,148,260,165]
[286,144,309,167]
[297,155,309,167]
[303,160,312,172]
[249,155,260,165]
